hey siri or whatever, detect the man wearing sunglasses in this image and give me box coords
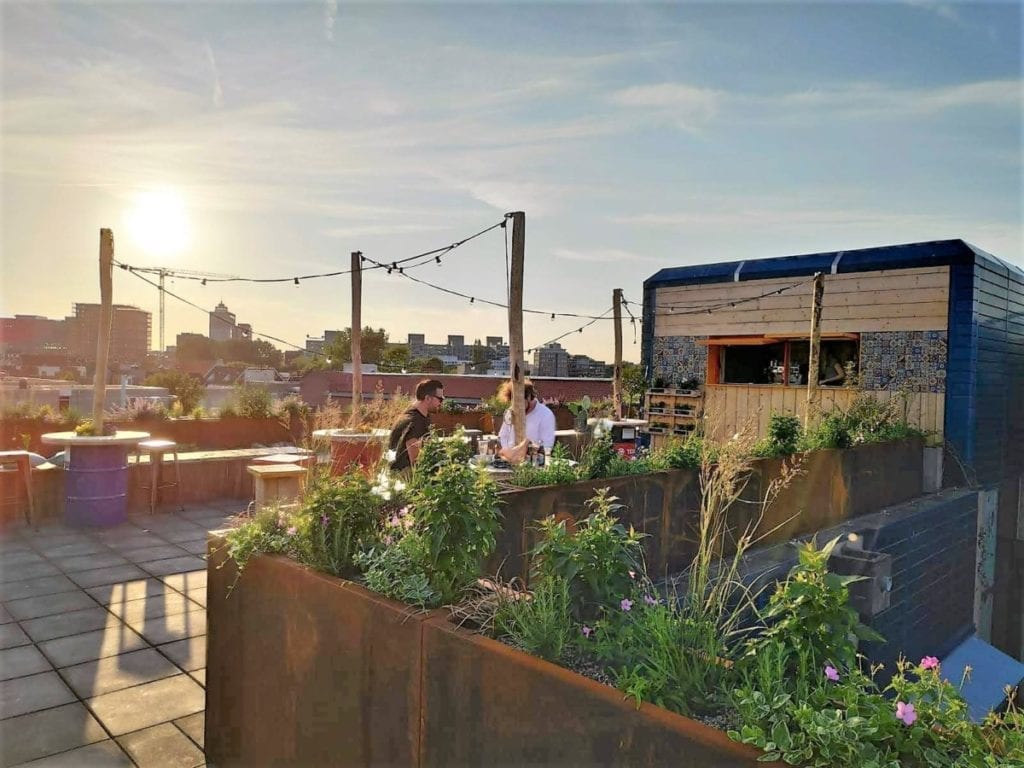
[388,378,445,471]
[497,381,556,463]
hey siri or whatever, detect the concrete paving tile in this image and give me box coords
[0,575,79,602]
[12,738,134,767]
[177,506,222,521]
[39,625,148,669]
[20,607,118,643]
[126,607,205,646]
[157,570,207,593]
[68,565,149,589]
[0,562,61,584]
[0,623,31,650]
[86,578,180,606]
[60,648,179,699]
[101,533,168,551]
[105,592,200,624]
[173,711,204,749]
[0,671,75,718]
[0,605,12,624]
[4,591,98,621]
[117,722,204,768]
[157,527,208,545]
[2,552,47,568]
[39,540,110,559]
[157,635,205,672]
[117,545,188,563]
[87,674,205,736]
[175,539,209,556]
[138,556,206,578]
[0,645,52,681]
[50,553,129,574]
[187,668,205,688]
[0,703,107,766]
[0,541,32,555]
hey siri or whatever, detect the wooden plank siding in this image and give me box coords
[702,385,945,442]
[654,266,950,337]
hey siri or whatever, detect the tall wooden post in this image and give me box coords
[91,229,114,432]
[350,251,362,426]
[805,272,825,424]
[508,212,526,443]
[612,288,623,419]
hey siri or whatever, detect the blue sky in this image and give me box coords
[2,1,1020,362]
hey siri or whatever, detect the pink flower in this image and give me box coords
[581,626,592,638]
[382,534,394,546]
[920,656,940,670]
[286,526,297,536]
[320,514,329,526]
[824,665,840,682]
[895,701,917,726]
[620,598,633,612]
[643,594,658,606]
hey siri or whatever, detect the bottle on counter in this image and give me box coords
[536,444,546,468]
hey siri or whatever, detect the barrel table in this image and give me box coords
[41,431,149,528]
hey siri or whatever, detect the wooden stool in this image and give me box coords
[247,465,306,513]
[135,439,182,514]
[0,451,34,525]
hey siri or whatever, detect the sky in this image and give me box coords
[2,0,1021,363]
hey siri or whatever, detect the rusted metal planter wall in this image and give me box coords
[205,545,774,768]
[494,437,925,581]
[205,540,427,768]
[419,617,770,768]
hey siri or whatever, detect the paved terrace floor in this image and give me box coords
[0,502,243,767]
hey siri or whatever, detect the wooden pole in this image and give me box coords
[350,251,362,426]
[508,212,526,443]
[91,229,114,432]
[612,288,623,419]
[805,272,825,424]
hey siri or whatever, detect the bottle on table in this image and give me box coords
[536,444,546,468]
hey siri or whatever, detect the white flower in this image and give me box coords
[393,480,406,492]
[377,470,390,486]
[382,490,391,501]
[385,449,397,462]
[370,486,383,497]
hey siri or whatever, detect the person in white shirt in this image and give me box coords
[497,382,556,462]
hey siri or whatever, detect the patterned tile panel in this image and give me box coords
[860,331,947,393]
[651,336,707,387]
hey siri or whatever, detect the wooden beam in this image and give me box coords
[508,212,526,443]
[612,288,623,419]
[92,229,114,432]
[806,272,824,423]
[350,251,362,426]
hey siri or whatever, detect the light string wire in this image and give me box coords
[112,218,508,284]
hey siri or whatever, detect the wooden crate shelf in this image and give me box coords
[643,389,704,435]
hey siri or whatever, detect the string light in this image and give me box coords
[294,277,299,285]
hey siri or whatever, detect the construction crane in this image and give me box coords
[127,267,239,352]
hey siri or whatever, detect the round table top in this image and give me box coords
[41,431,151,446]
[311,429,387,442]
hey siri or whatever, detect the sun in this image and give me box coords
[123,188,191,257]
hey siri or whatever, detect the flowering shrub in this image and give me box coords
[530,489,645,620]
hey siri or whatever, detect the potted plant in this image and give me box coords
[566,396,591,433]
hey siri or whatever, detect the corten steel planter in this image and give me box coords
[493,438,925,583]
[428,411,486,434]
[206,539,429,768]
[419,617,774,768]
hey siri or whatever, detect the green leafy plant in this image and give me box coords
[412,429,472,484]
[647,433,708,470]
[410,457,501,604]
[231,384,274,419]
[531,489,645,619]
[143,370,204,414]
[439,397,464,414]
[355,531,438,608]
[218,504,297,591]
[493,577,574,663]
[577,432,619,480]
[750,536,882,673]
[752,412,803,457]
[509,442,580,487]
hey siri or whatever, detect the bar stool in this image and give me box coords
[135,439,183,514]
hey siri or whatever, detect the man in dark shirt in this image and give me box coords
[388,378,445,471]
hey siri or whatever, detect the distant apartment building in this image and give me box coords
[69,303,151,364]
[0,315,68,354]
[306,329,343,355]
[209,301,236,341]
[405,332,510,364]
[532,342,569,378]
[569,353,612,378]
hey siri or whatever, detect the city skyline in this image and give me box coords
[2,2,1020,361]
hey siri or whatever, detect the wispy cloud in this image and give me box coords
[324,0,338,43]
[203,41,223,109]
[608,83,720,131]
[775,78,1020,117]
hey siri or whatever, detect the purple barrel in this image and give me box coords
[65,444,130,527]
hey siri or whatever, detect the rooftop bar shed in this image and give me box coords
[641,238,1024,659]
